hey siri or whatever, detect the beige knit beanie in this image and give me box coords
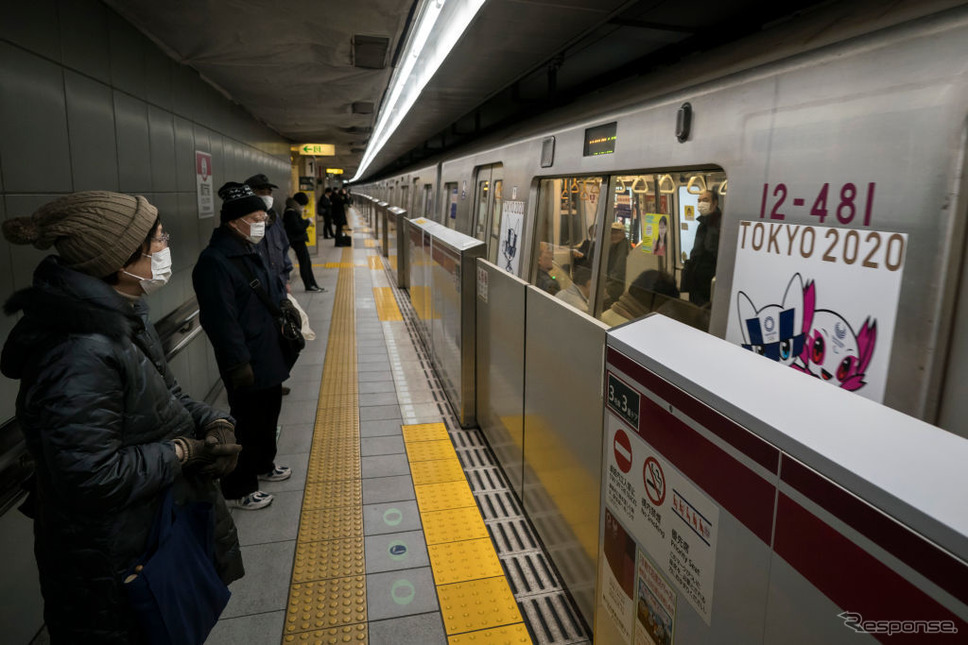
[2,191,158,277]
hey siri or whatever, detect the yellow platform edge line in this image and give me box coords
[284,246,366,637]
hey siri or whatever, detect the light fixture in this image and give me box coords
[351,0,487,181]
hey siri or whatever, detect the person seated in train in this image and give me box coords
[556,264,592,313]
[600,269,680,326]
[571,223,597,270]
[535,241,561,295]
[1,192,244,643]
[193,183,295,511]
[603,220,631,308]
[680,190,722,306]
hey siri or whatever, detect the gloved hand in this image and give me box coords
[199,419,240,478]
[172,435,242,478]
[227,363,254,389]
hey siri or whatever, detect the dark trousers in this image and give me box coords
[220,384,283,499]
[321,215,334,239]
[291,240,319,289]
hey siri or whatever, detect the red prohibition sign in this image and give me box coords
[613,429,632,474]
[643,457,666,506]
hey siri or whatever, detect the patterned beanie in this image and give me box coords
[219,182,266,223]
[1,191,158,277]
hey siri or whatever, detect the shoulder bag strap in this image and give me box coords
[228,256,282,318]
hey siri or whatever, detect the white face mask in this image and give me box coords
[261,195,274,210]
[123,247,172,295]
[697,201,712,216]
[244,220,266,245]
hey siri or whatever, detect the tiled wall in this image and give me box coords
[0,0,293,426]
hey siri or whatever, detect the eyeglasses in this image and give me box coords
[153,232,170,245]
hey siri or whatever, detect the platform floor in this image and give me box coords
[203,209,590,645]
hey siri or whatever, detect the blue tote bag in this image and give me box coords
[124,487,231,645]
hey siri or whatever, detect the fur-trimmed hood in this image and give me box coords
[2,255,141,379]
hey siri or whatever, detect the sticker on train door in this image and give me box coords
[498,200,525,275]
[725,221,907,403]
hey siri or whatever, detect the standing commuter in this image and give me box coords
[193,183,294,510]
[283,192,324,292]
[331,187,348,239]
[245,173,294,295]
[680,190,722,306]
[317,187,335,239]
[1,192,244,643]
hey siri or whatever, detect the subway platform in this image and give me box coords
[203,208,591,645]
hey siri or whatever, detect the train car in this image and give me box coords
[356,0,968,620]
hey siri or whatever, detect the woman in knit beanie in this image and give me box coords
[1,192,244,643]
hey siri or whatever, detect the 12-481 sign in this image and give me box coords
[607,373,640,430]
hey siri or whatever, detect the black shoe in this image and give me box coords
[307,286,325,293]
[281,386,291,395]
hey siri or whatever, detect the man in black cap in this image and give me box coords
[244,173,293,298]
[283,192,324,292]
[193,182,294,510]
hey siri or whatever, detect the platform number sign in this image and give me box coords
[607,373,640,430]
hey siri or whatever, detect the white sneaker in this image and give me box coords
[226,491,274,510]
[258,465,292,482]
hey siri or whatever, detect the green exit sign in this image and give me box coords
[297,143,335,156]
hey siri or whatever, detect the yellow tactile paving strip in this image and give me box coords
[373,287,403,321]
[284,247,368,644]
[402,422,531,643]
[367,256,382,270]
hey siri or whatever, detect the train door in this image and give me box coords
[472,164,503,246]
[486,177,504,265]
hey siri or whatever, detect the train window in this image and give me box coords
[486,179,503,265]
[422,183,433,218]
[531,176,606,310]
[442,182,459,227]
[595,169,725,332]
[473,164,503,247]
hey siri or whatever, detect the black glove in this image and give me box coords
[227,363,254,389]
[198,420,240,478]
[172,435,242,478]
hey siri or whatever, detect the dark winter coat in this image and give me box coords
[317,193,332,223]
[260,212,293,294]
[681,210,721,306]
[0,255,244,644]
[193,226,292,390]
[331,192,348,228]
[283,202,310,244]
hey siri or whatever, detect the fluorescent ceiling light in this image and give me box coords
[351,0,487,182]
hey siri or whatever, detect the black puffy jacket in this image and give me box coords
[1,256,244,644]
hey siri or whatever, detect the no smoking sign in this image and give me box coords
[644,456,666,506]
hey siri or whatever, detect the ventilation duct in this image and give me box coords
[352,35,390,69]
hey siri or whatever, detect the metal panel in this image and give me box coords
[148,105,177,193]
[524,286,608,624]
[64,71,120,192]
[107,10,147,99]
[475,260,527,497]
[114,91,152,193]
[58,0,111,83]
[0,43,72,193]
[389,207,407,287]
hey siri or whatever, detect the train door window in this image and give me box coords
[486,179,504,265]
[443,182,459,228]
[531,176,606,311]
[422,183,433,218]
[474,173,490,241]
[595,169,725,332]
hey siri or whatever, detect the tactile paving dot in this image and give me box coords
[406,439,459,463]
[446,622,532,644]
[411,458,469,486]
[305,459,361,483]
[283,623,367,644]
[402,422,450,443]
[422,507,490,545]
[315,394,360,412]
[292,537,365,583]
[298,508,363,542]
[285,577,367,633]
[428,537,504,585]
[437,576,523,635]
[303,480,363,508]
[415,480,477,512]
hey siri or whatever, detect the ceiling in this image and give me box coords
[104,0,840,180]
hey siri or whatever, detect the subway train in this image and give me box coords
[355,0,968,620]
